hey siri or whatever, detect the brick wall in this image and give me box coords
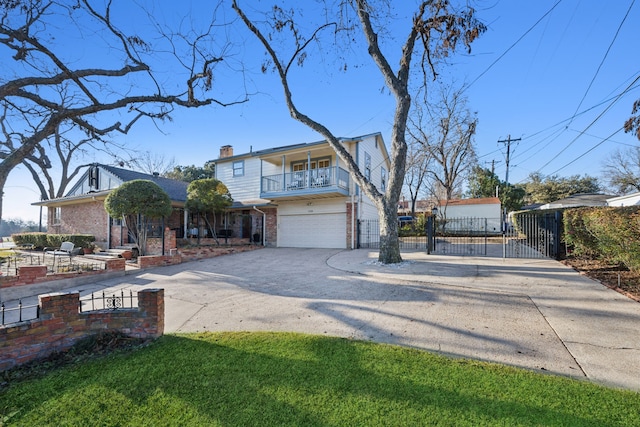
[263,207,278,247]
[0,289,164,372]
[56,201,109,245]
[146,228,177,256]
[0,258,126,290]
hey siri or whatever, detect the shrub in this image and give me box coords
[563,206,640,271]
[11,233,95,250]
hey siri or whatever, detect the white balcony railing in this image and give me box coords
[261,166,349,195]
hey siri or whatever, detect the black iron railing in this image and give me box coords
[1,300,40,325]
[79,290,138,312]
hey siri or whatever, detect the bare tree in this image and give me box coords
[129,151,177,176]
[602,147,640,195]
[403,141,432,217]
[625,99,640,140]
[232,0,485,263]
[0,0,246,220]
[408,85,478,214]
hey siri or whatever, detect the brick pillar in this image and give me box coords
[164,227,176,253]
[137,288,164,337]
[39,292,80,320]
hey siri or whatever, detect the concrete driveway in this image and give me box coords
[4,248,640,390]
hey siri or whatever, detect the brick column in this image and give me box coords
[164,227,177,252]
[137,288,164,337]
[39,292,80,321]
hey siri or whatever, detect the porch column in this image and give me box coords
[183,209,188,240]
[307,151,311,187]
[282,155,286,191]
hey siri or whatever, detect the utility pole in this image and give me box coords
[497,134,521,186]
[497,134,521,243]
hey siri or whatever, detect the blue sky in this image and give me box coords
[5,0,639,222]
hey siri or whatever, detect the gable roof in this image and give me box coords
[33,164,189,207]
[97,164,188,202]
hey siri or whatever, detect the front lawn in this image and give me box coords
[1,332,638,426]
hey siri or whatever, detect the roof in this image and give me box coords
[606,192,640,207]
[34,164,189,206]
[438,197,501,207]
[98,165,189,202]
[538,193,614,209]
[212,132,385,162]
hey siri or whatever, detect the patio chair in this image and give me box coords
[45,241,75,268]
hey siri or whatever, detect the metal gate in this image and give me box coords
[503,211,563,259]
[358,219,429,250]
[430,217,499,256]
[357,212,563,259]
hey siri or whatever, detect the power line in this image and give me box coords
[462,0,563,93]
[532,74,640,173]
[547,127,623,176]
[567,0,636,127]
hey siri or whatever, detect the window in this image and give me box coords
[381,167,386,191]
[52,207,61,225]
[364,152,371,180]
[233,160,244,177]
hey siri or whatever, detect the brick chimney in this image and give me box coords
[220,145,233,158]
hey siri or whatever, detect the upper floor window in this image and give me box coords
[364,152,371,181]
[233,160,244,177]
[381,167,386,191]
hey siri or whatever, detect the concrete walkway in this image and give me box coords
[3,248,639,391]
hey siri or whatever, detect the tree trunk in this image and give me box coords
[378,201,402,264]
[0,172,6,224]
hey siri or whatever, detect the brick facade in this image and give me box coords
[49,201,109,245]
[0,288,164,372]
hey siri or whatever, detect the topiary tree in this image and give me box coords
[104,180,172,255]
[185,178,232,245]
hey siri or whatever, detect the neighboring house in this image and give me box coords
[537,193,613,210]
[33,164,189,252]
[437,197,502,233]
[606,192,640,207]
[212,132,391,249]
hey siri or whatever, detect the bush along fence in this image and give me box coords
[0,288,164,372]
[564,206,640,271]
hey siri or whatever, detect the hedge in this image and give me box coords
[11,233,95,250]
[564,206,640,271]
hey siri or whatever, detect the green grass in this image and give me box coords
[1,332,639,426]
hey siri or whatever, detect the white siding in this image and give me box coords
[443,203,501,218]
[354,134,389,222]
[216,157,262,201]
[607,192,640,207]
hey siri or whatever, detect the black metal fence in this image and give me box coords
[357,213,563,260]
[1,300,40,325]
[79,290,138,312]
[358,219,429,250]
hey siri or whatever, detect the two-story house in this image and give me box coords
[213,132,390,249]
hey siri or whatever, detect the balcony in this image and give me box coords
[261,166,350,199]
